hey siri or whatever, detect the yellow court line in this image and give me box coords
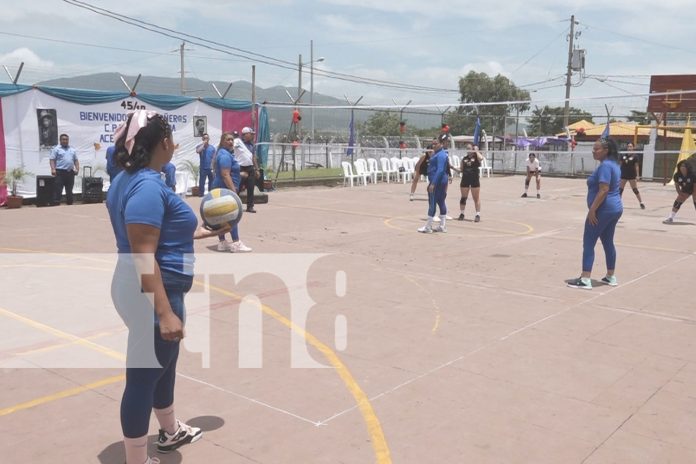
[0,375,125,417]
[0,306,126,362]
[384,215,534,238]
[0,255,392,464]
[204,282,392,463]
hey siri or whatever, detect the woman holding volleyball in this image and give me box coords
[106,110,227,464]
[211,132,252,252]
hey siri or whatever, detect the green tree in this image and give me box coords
[446,71,530,135]
[359,110,402,136]
[527,106,594,135]
[627,110,652,125]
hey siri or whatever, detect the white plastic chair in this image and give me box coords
[366,158,383,182]
[379,157,397,183]
[175,171,189,198]
[398,157,414,183]
[450,155,461,177]
[353,159,372,184]
[341,161,366,187]
[479,157,492,178]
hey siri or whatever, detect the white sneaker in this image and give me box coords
[217,240,232,252]
[232,241,253,253]
[409,194,414,201]
[157,420,202,453]
[433,225,447,233]
[417,225,433,234]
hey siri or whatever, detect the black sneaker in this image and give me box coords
[474,215,480,223]
[246,207,257,213]
[537,193,541,199]
[640,203,645,210]
[566,278,592,290]
[521,193,527,198]
[157,420,202,453]
[457,213,464,221]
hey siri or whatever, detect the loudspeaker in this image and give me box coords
[81,166,104,204]
[36,175,56,207]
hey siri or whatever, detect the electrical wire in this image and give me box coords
[61,0,460,94]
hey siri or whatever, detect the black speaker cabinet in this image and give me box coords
[36,175,56,207]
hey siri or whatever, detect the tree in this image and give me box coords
[359,110,402,136]
[627,110,652,125]
[446,71,530,136]
[527,106,594,135]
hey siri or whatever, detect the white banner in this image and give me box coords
[2,89,224,196]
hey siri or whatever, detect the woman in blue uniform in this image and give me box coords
[106,110,227,464]
[455,143,483,222]
[211,132,252,253]
[619,142,645,209]
[567,137,623,290]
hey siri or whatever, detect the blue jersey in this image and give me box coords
[161,162,176,189]
[106,168,197,275]
[50,144,78,170]
[587,159,622,213]
[105,146,123,181]
[427,148,449,185]
[197,144,216,170]
[211,148,241,190]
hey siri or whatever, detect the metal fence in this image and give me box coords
[260,142,685,182]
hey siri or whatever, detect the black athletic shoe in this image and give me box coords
[457,213,464,221]
[521,193,527,198]
[474,215,480,223]
[537,193,541,199]
[246,207,257,213]
[567,278,592,290]
[640,203,645,210]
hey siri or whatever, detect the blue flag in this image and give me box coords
[473,116,481,147]
[347,110,355,157]
[601,121,610,138]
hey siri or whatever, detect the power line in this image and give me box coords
[579,21,696,56]
[61,0,460,94]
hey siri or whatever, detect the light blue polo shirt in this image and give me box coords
[50,144,78,170]
[106,168,197,275]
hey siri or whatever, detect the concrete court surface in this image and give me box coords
[1,173,696,464]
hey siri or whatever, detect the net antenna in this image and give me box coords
[3,62,24,84]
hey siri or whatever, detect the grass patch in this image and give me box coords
[267,167,342,180]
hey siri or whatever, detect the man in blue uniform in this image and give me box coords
[195,133,215,196]
[49,133,80,205]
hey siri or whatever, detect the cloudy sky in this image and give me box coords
[1,0,695,118]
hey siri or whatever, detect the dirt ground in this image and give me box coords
[1,174,695,463]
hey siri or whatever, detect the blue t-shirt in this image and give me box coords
[106,168,197,275]
[587,159,622,213]
[105,146,123,181]
[427,148,449,185]
[50,144,78,170]
[211,148,241,190]
[161,162,176,189]
[198,144,216,170]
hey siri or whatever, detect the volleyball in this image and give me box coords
[200,188,243,229]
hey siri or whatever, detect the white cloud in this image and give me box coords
[0,48,54,69]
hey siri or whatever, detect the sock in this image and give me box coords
[440,215,447,227]
[426,217,434,228]
[476,212,480,217]
[669,211,677,219]
[154,405,177,434]
[124,435,148,464]
[524,187,528,193]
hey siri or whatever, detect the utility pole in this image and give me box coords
[563,15,578,128]
[297,54,302,139]
[180,41,185,96]
[251,65,257,132]
[310,40,314,141]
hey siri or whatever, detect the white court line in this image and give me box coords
[318,253,695,425]
[177,372,322,426]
